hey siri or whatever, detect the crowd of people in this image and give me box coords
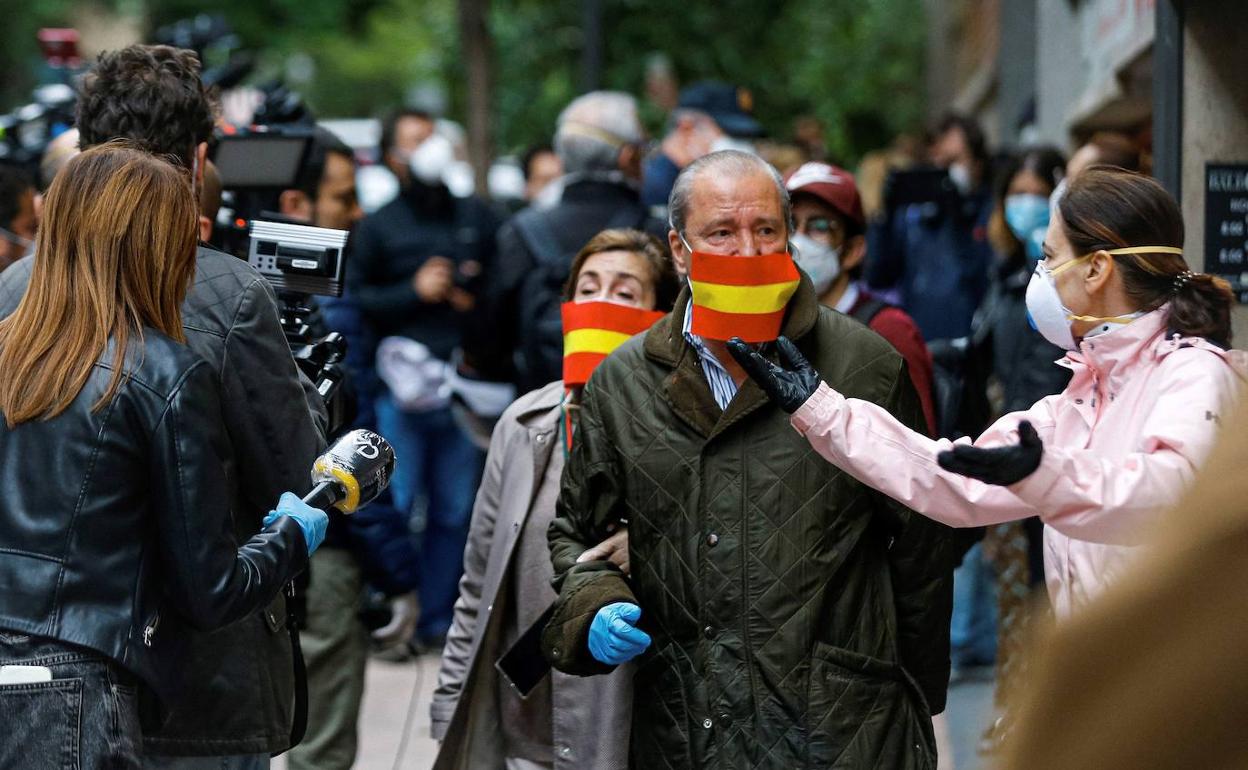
[0,39,1245,770]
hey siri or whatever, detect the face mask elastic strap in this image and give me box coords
[1103,246,1184,257]
[1065,312,1142,324]
[1047,252,1093,276]
[1051,246,1185,277]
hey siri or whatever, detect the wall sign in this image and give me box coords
[1205,163,1248,303]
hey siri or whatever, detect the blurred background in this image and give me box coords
[0,0,928,169]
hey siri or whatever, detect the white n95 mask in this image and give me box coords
[790,233,840,295]
[409,133,455,186]
[1024,262,1079,350]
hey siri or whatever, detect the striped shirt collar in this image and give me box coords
[681,299,739,410]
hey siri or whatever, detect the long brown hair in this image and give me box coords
[1058,166,1234,345]
[0,142,198,426]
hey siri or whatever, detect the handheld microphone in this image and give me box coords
[302,429,396,514]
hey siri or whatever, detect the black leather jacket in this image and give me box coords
[0,247,326,755]
[0,332,309,714]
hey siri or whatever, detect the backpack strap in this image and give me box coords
[849,296,891,327]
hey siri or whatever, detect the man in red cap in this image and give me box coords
[786,161,937,434]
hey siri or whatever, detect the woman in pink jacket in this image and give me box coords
[730,168,1245,618]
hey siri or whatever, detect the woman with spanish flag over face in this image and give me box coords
[431,229,678,769]
[731,167,1248,621]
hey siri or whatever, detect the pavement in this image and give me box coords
[274,653,999,770]
[941,666,998,770]
[274,653,442,770]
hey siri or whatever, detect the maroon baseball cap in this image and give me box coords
[784,162,865,229]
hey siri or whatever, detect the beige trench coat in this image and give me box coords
[431,381,632,770]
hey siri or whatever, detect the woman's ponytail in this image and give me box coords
[1169,272,1234,346]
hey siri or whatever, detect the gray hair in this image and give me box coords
[553,91,642,175]
[668,150,793,238]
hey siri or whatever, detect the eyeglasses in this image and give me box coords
[802,217,836,236]
[795,215,845,246]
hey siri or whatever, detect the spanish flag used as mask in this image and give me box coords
[688,250,800,342]
[562,301,666,386]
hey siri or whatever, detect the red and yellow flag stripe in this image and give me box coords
[561,301,666,386]
[688,251,800,342]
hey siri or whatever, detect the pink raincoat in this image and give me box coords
[791,307,1246,618]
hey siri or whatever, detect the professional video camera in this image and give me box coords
[210,124,356,433]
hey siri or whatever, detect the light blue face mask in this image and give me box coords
[1005,193,1050,261]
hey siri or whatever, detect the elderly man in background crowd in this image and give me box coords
[543,150,956,769]
[465,90,663,393]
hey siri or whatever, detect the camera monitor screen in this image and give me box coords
[213,134,310,189]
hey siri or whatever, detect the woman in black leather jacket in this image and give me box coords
[0,143,328,769]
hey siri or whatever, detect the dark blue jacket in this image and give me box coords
[867,190,994,341]
[348,185,499,362]
[641,152,681,210]
[320,291,419,595]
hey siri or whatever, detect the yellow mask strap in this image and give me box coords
[1066,312,1143,323]
[1103,246,1184,257]
[1049,253,1092,276]
[1061,247,1184,324]
[1052,245,1185,276]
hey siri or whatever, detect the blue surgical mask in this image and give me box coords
[1005,194,1050,261]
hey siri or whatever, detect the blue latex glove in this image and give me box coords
[588,602,651,665]
[263,492,329,556]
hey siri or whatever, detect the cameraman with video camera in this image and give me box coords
[0,44,327,769]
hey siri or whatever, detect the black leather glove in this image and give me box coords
[936,421,1043,486]
[727,336,820,414]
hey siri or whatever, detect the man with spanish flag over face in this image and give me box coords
[544,151,957,769]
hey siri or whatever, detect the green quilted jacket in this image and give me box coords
[544,278,956,769]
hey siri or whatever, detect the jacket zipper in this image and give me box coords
[143,610,161,647]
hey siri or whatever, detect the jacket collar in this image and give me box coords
[1061,304,1244,384]
[511,382,564,493]
[510,381,566,429]
[1062,305,1168,379]
[643,271,821,438]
